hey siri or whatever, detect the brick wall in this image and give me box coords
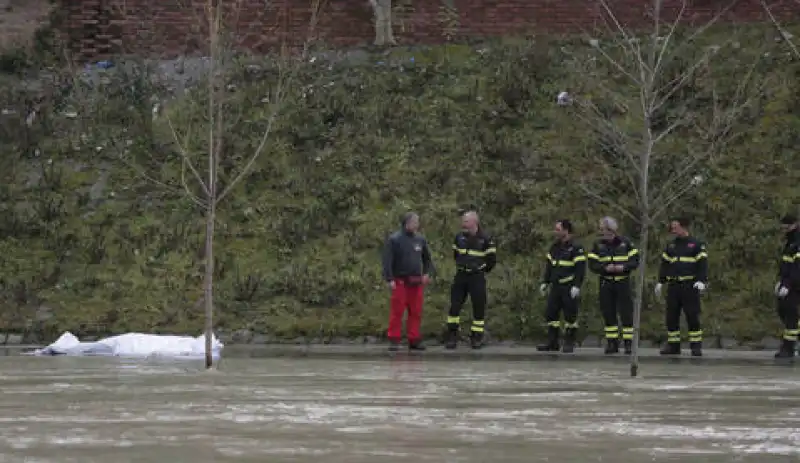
[58,0,800,61]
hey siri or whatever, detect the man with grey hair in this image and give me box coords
[588,216,640,355]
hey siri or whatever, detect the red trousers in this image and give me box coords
[387,278,425,343]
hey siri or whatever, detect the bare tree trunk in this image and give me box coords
[203,200,216,369]
[369,0,395,46]
[631,133,653,377]
[630,225,648,377]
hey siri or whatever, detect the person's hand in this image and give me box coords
[539,283,549,296]
[604,264,617,273]
[776,284,789,298]
[654,283,663,297]
[388,281,396,290]
[693,281,706,293]
[570,286,580,299]
[422,275,431,285]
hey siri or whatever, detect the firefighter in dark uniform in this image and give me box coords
[774,214,800,358]
[655,217,708,357]
[537,219,586,353]
[588,216,640,355]
[446,210,497,350]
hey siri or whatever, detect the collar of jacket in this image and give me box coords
[557,238,574,247]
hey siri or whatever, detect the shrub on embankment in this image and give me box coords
[1,25,799,345]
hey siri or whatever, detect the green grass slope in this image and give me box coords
[1,26,799,344]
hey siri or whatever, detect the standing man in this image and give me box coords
[445,210,497,350]
[774,214,800,358]
[382,212,436,352]
[537,220,586,353]
[654,217,708,357]
[588,216,640,355]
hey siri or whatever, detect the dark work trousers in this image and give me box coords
[665,282,702,344]
[545,283,579,329]
[448,272,487,336]
[777,290,799,342]
[599,279,634,340]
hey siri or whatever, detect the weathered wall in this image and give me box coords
[0,0,51,51]
[58,0,800,59]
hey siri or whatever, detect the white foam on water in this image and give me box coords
[624,380,798,394]
[468,409,558,418]
[731,443,800,455]
[362,450,414,457]
[578,421,800,443]
[637,446,727,455]
[335,426,375,433]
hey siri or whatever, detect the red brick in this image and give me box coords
[55,0,800,61]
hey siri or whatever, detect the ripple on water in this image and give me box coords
[0,358,798,462]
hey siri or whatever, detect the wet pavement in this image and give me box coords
[0,351,798,462]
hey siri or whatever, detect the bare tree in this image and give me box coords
[561,0,764,377]
[92,0,325,368]
[369,0,397,46]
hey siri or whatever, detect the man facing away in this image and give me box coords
[445,210,497,350]
[654,217,708,357]
[382,212,435,352]
[537,219,586,353]
[774,214,800,358]
[588,216,640,355]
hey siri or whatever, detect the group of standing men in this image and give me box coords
[381,211,800,358]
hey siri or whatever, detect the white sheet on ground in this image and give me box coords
[29,331,224,359]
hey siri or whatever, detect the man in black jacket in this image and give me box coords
[588,216,640,355]
[537,219,586,353]
[382,212,436,351]
[775,214,800,358]
[655,217,708,357]
[445,210,497,350]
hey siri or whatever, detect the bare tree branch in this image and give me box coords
[648,58,761,211]
[577,178,640,224]
[761,0,800,59]
[165,115,210,197]
[216,0,326,204]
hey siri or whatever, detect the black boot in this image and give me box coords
[604,338,619,354]
[659,342,680,355]
[775,339,795,358]
[445,327,458,350]
[409,340,426,351]
[388,340,401,352]
[690,341,702,357]
[562,328,576,353]
[537,326,560,351]
[623,339,633,355]
[470,331,484,350]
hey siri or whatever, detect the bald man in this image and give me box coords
[446,211,497,349]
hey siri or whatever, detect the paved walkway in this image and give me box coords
[223,344,797,366]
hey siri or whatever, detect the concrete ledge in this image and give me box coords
[0,345,43,350]
[221,345,798,366]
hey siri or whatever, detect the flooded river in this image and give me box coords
[0,352,798,462]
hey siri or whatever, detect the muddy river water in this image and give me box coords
[0,352,798,462]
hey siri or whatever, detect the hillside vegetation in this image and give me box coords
[1,24,799,345]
